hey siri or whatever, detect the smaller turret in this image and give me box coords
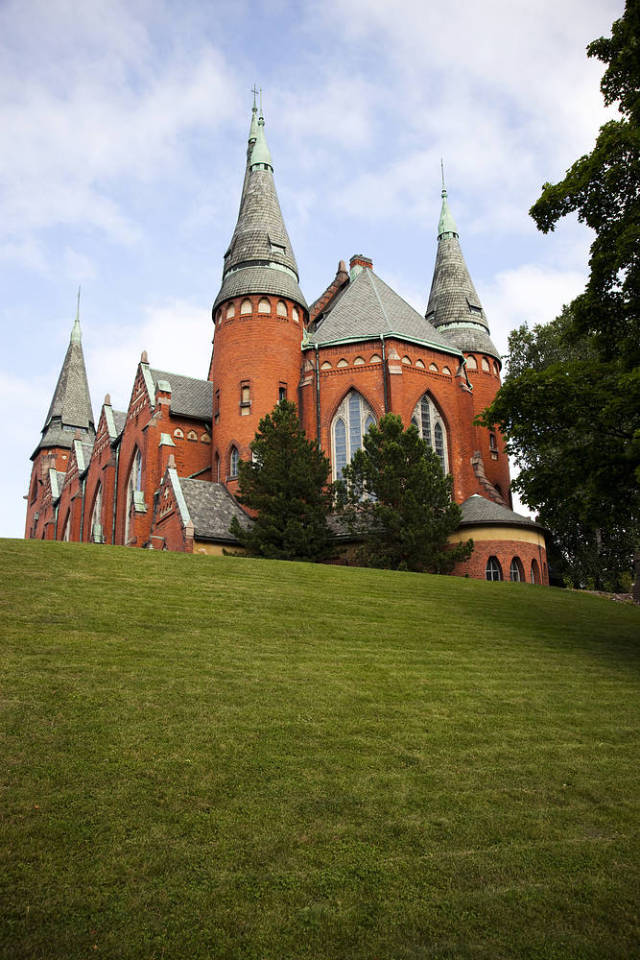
[425,173,500,360]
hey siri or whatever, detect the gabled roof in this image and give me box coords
[212,105,307,311]
[177,477,252,542]
[149,369,212,422]
[308,266,462,355]
[459,494,544,531]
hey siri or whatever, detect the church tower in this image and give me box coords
[425,180,510,502]
[209,96,308,489]
[25,297,95,538]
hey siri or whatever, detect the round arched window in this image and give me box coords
[258,298,270,313]
[240,299,252,315]
[486,556,502,581]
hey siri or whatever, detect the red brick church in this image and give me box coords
[25,100,548,585]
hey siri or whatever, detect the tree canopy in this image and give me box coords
[481,310,637,590]
[336,413,473,573]
[229,400,333,562]
[484,2,640,596]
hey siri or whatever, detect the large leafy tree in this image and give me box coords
[483,309,637,590]
[483,2,640,597]
[336,414,473,573]
[229,400,333,562]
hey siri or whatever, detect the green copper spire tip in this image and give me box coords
[437,166,458,239]
[249,84,259,142]
[71,286,82,343]
[250,90,273,169]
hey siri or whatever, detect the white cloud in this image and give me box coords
[481,264,587,356]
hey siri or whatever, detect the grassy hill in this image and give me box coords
[1,539,639,960]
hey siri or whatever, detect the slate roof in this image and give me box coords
[43,329,94,433]
[34,321,96,457]
[179,479,252,542]
[212,114,307,311]
[459,495,544,531]
[150,369,213,422]
[112,410,126,436]
[425,198,501,360]
[309,267,462,355]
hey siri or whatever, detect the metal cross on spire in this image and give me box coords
[250,84,259,109]
[441,158,447,196]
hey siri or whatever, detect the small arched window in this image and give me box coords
[276,300,288,317]
[493,361,500,376]
[530,559,540,584]
[187,430,197,441]
[370,354,381,364]
[321,361,332,370]
[510,557,524,582]
[415,359,425,369]
[337,358,348,368]
[466,355,477,371]
[240,298,252,315]
[230,446,239,477]
[226,302,235,319]
[412,393,448,473]
[482,357,490,372]
[200,433,211,444]
[486,556,502,581]
[173,428,184,439]
[429,362,438,372]
[61,510,71,542]
[331,390,376,480]
[402,356,412,365]
[292,307,299,323]
[125,447,143,545]
[258,298,270,313]
[354,356,365,365]
[442,366,451,376]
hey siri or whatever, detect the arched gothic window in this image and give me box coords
[230,446,239,478]
[258,298,270,313]
[530,559,540,584]
[331,390,376,480]
[240,298,252,315]
[276,300,288,317]
[91,483,104,543]
[125,448,143,545]
[411,394,449,473]
[486,556,502,581]
[510,557,524,581]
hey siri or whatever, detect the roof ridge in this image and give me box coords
[366,270,392,333]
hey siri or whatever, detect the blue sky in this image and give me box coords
[1,0,622,537]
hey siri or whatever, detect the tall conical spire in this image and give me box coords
[425,177,499,359]
[35,297,95,455]
[213,96,307,311]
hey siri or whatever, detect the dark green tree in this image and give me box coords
[484,2,640,597]
[229,400,333,561]
[336,413,473,573]
[481,309,638,591]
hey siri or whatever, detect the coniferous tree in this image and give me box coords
[336,414,473,573]
[229,400,333,561]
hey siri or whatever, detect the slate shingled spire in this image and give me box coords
[425,179,500,360]
[213,100,307,311]
[36,294,95,453]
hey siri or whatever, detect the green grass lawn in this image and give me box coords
[1,539,639,960]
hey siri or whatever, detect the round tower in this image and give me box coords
[209,98,308,490]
